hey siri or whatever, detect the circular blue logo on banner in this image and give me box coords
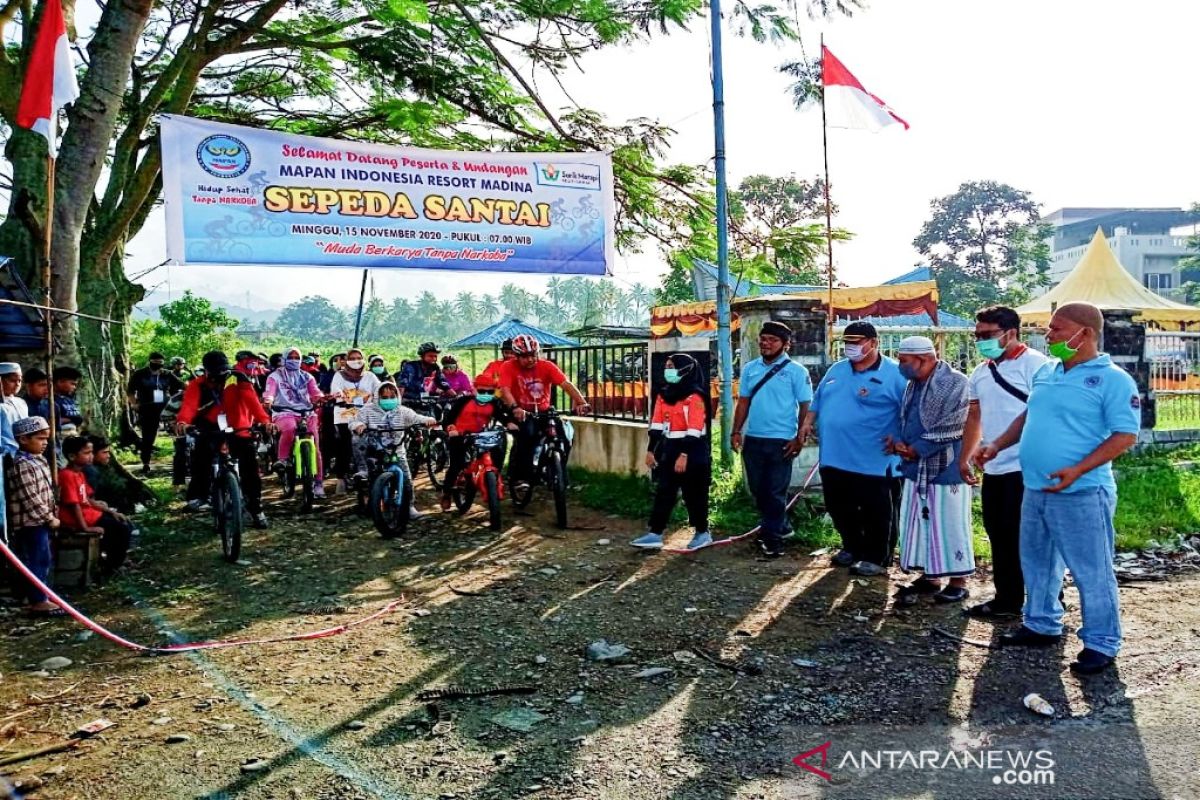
[197,135,251,178]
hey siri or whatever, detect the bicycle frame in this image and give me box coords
[460,431,505,500]
[289,411,319,480]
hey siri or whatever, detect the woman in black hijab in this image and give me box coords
[631,353,714,551]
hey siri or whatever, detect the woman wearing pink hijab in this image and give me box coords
[263,346,326,497]
[440,355,474,395]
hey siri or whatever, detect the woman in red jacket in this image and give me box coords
[630,353,713,552]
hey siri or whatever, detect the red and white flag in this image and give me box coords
[821,45,908,132]
[16,0,80,157]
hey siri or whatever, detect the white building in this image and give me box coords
[1044,207,1199,295]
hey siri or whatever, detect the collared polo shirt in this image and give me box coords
[740,355,813,440]
[810,354,907,476]
[967,346,1050,475]
[1019,354,1140,494]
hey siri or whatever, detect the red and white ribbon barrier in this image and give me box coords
[0,539,404,653]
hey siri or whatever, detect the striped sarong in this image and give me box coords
[898,479,975,578]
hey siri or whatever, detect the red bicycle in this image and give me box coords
[450,429,505,531]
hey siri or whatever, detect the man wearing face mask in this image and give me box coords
[396,342,452,400]
[976,302,1139,675]
[731,320,813,558]
[800,322,907,576]
[127,352,186,476]
[959,306,1048,619]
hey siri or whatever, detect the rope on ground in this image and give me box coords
[661,461,821,554]
[0,539,405,654]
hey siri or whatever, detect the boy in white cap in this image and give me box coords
[889,336,975,604]
[0,362,28,426]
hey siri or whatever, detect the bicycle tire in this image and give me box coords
[215,469,243,563]
[281,457,296,497]
[549,450,567,529]
[452,474,475,512]
[426,435,449,490]
[485,470,502,531]
[370,471,410,538]
[299,440,315,513]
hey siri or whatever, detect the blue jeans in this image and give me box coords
[742,436,794,548]
[1020,487,1122,656]
[14,525,52,605]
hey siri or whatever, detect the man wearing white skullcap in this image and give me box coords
[0,362,28,427]
[889,337,975,605]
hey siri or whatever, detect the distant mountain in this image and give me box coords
[134,286,284,325]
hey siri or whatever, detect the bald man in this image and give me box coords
[976,302,1139,675]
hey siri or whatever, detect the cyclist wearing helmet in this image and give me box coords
[438,372,510,510]
[234,350,267,397]
[169,356,191,382]
[498,334,590,490]
[175,350,275,527]
[396,342,452,399]
[441,354,474,395]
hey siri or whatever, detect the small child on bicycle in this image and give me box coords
[439,372,510,511]
[350,381,437,519]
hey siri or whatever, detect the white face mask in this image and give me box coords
[844,343,870,362]
[346,359,364,370]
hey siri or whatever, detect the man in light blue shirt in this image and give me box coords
[977,302,1139,675]
[731,320,813,558]
[800,321,906,576]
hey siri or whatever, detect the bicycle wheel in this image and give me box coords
[452,473,476,512]
[426,434,449,490]
[549,450,567,529]
[485,470,502,531]
[299,440,315,513]
[214,470,243,563]
[281,457,296,497]
[370,470,410,538]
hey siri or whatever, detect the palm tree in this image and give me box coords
[477,294,500,323]
[499,283,529,319]
[388,298,414,334]
[454,292,478,328]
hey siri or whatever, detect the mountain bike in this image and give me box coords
[275,409,320,513]
[403,398,452,489]
[355,426,415,539]
[190,426,258,563]
[450,428,506,531]
[510,409,573,529]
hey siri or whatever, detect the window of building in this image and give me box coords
[1144,273,1174,291]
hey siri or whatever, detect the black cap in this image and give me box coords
[759,320,792,341]
[202,350,230,374]
[149,352,165,361]
[501,338,514,351]
[842,321,878,339]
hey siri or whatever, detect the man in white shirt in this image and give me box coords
[0,363,29,426]
[960,306,1048,619]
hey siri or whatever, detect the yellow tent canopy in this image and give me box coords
[1017,228,1200,328]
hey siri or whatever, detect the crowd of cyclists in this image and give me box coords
[152,335,593,543]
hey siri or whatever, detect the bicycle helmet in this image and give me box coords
[511,334,540,356]
[417,342,439,356]
[170,356,186,368]
[202,350,230,375]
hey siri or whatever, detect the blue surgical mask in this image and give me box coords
[475,392,495,404]
[379,397,399,411]
[284,358,301,371]
[664,368,681,384]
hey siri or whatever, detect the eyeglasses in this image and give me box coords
[973,330,1007,341]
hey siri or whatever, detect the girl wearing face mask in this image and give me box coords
[437,372,511,511]
[350,381,437,519]
[330,348,382,487]
[263,347,328,497]
[368,355,388,378]
[630,353,714,552]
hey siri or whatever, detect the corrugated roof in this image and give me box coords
[0,258,47,352]
[448,318,579,348]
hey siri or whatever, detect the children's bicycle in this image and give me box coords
[276,409,320,513]
[450,429,506,531]
[355,427,415,539]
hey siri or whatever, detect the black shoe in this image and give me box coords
[831,549,855,567]
[758,540,783,559]
[964,600,1021,620]
[999,626,1061,648]
[934,586,970,604]
[141,464,152,477]
[1069,648,1114,675]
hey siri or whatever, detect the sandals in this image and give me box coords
[24,606,67,618]
[934,586,970,604]
[894,578,941,605]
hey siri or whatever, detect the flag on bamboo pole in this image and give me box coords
[821,45,908,132]
[16,0,80,157]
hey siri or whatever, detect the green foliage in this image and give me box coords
[913,181,1052,317]
[276,296,351,341]
[131,292,241,366]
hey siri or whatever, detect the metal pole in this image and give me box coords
[710,0,735,465]
[351,268,368,348]
[820,36,836,362]
[43,155,58,484]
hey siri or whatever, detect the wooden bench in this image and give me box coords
[51,532,100,590]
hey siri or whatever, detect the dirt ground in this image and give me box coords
[0,467,1197,800]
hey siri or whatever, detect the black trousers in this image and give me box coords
[334,424,354,479]
[96,512,132,576]
[648,460,711,533]
[981,470,1026,609]
[509,417,570,483]
[136,403,165,467]
[187,434,263,513]
[820,465,901,566]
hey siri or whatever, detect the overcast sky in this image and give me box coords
[123,0,1200,310]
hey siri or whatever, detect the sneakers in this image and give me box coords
[185,499,211,512]
[1069,648,1114,675]
[758,540,783,559]
[831,549,856,567]
[440,495,452,511]
[352,471,368,482]
[313,484,325,499]
[409,507,424,520]
[850,560,884,577]
[251,512,269,529]
[630,532,664,550]
[685,531,713,551]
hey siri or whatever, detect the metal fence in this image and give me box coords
[546,343,649,422]
[1146,332,1200,429]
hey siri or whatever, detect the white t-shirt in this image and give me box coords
[1,396,28,426]
[967,347,1050,475]
[330,371,382,426]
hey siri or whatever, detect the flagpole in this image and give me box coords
[819,36,836,362]
[352,268,369,348]
[710,0,735,466]
[43,153,59,484]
